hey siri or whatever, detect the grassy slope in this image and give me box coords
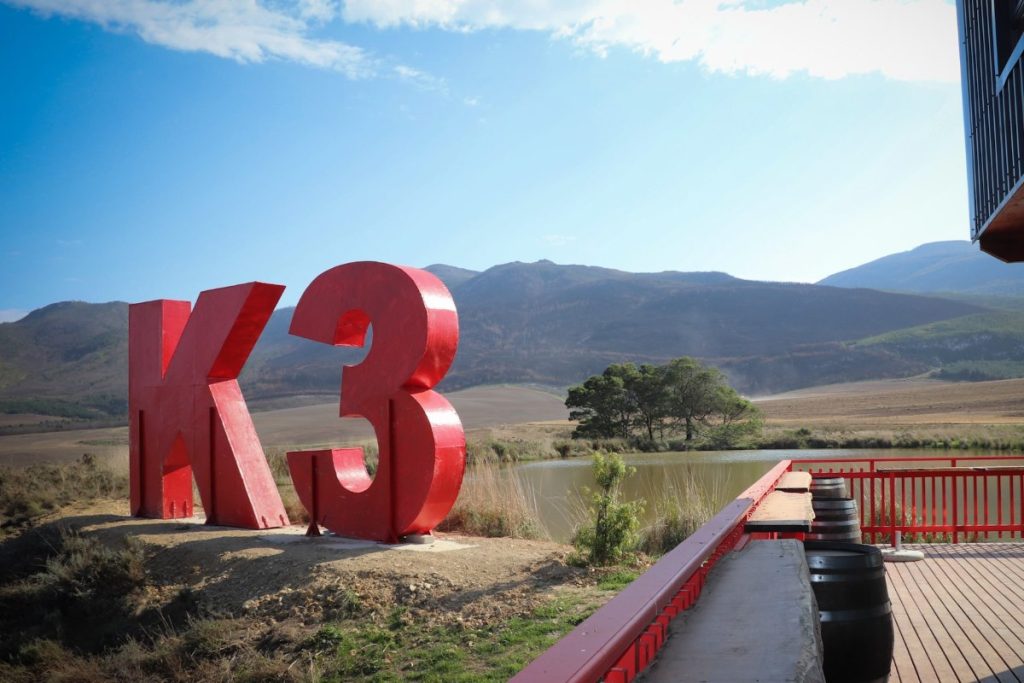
[856,310,1024,344]
[852,310,1024,381]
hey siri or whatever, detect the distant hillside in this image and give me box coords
[0,259,995,429]
[854,311,1024,381]
[0,301,127,420]
[818,240,1024,295]
[424,264,480,290]
[239,260,981,396]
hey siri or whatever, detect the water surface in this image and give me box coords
[510,449,990,542]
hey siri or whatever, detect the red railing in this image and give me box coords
[791,456,1024,543]
[511,460,792,683]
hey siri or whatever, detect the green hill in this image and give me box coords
[854,311,1024,381]
[0,259,996,431]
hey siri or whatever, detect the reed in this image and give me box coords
[638,466,729,556]
[438,461,547,539]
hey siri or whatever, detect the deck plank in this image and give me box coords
[902,552,1011,682]
[943,546,1024,679]
[935,548,1024,655]
[887,567,923,683]
[894,559,962,681]
[902,551,995,681]
[884,543,1024,683]
[908,564,979,682]
[886,555,937,683]
[923,546,1024,682]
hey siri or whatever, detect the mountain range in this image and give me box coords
[4,240,1024,430]
[818,240,1024,295]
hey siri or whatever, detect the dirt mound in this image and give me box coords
[59,501,584,627]
[0,501,621,681]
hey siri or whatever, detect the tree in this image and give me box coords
[623,363,670,441]
[662,357,724,441]
[713,384,760,427]
[566,363,669,440]
[565,357,760,445]
[565,367,633,438]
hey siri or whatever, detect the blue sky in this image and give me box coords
[0,0,967,321]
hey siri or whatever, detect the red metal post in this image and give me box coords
[870,461,877,543]
[974,474,980,531]
[889,472,896,546]
[931,475,937,531]
[911,474,917,535]
[998,474,1004,539]
[953,474,959,543]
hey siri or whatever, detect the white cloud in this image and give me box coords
[0,309,28,323]
[6,0,372,77]
[394,64,448,91]
[297,0,340,22]
[341,0,960,83]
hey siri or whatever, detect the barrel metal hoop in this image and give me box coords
[809,568,886,582]
[818,601,892,623]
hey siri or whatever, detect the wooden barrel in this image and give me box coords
[810,476,848,499]
[809,497,862,543]
[804,541,893,683]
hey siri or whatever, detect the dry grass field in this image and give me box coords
[0,385,570,468]
[755,376,1024,442]
[7,378,1024,469]
[251,384,569,447]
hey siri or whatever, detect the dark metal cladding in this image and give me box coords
[957,1,1024,260]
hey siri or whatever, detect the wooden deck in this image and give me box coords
[886,543,1024,683]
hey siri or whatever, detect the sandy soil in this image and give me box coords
[47,500,599,632]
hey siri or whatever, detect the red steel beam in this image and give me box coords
[512,460,792,683]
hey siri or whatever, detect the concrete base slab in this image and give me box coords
[83,515,475,554]
[641,540,825,683]
[881,548,925,562]
[265,533,474,554]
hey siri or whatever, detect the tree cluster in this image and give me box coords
[565,357,760,445]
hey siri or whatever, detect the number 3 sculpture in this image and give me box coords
[286,262,465,542]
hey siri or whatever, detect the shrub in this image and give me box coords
[571,453,643,566]
[0,455,128,535]
[41,529,147,605]
[702,418,762,450]
[0,527,149,658]
[553,440,590,459]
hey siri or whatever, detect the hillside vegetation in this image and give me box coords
[855,311,1024,380]
[0,259,989,429]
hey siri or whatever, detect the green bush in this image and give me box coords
[571,453,643,566]
[702,417,763,450]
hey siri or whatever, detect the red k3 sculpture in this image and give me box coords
[128,262,467,543]
[286,262,465,543]
[129,282,290,528]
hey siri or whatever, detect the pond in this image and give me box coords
[507,449,994,543]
